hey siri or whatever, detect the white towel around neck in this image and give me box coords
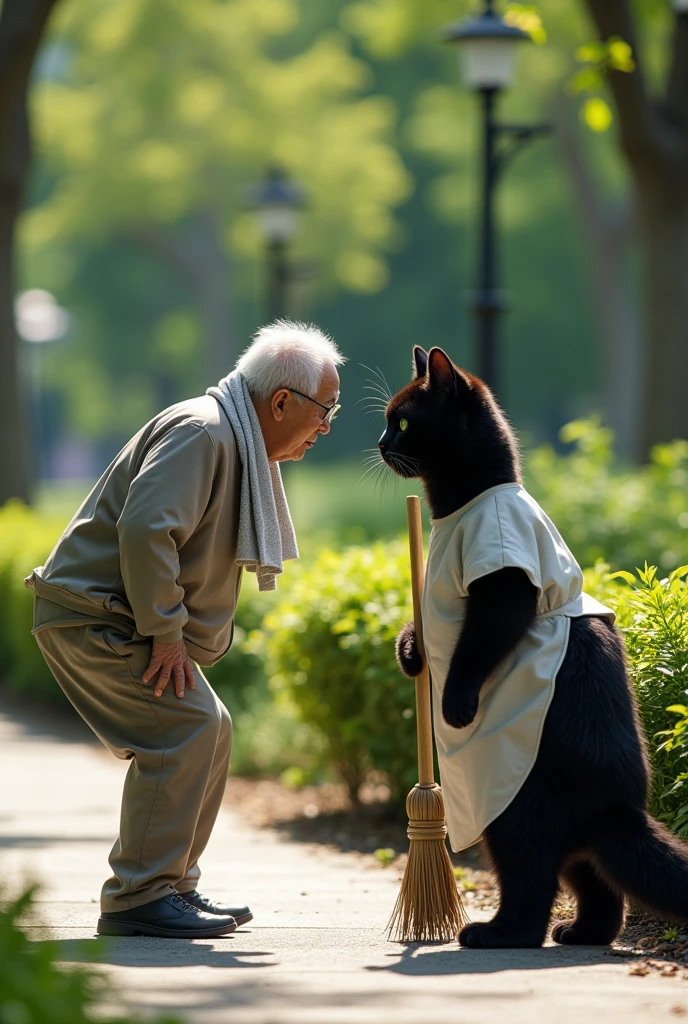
[207,370,298,591]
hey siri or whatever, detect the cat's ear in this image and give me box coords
[426,347,461,394]
[412,346,428,379]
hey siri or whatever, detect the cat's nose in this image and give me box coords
[378,431,388,454]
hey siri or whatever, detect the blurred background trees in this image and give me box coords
[0,0,687,501]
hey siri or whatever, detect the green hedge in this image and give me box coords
[256,541,415,799]
[259,545,688,823]
[0,887,181,1024]
[526,419,688,571]
[0,502,65,704]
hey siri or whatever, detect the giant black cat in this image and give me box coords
[380,344,688,949]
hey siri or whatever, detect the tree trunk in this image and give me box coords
[0,0,59,505]
[553,98,642,461]
[636,171,688,451]
[581,1,688,455]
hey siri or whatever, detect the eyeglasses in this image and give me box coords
[287,388,341,423]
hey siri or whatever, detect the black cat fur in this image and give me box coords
[382,345,688,949]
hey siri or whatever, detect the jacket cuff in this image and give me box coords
[154,629,184,644]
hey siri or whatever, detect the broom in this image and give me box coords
[387,494,468,942]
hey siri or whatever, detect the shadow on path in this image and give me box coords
[367,941,631,976]
[47,936,275,969]
[0,689,95,745]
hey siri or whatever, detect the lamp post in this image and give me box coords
[15,288,70,480]
[444,1,549,395]
[254,167,305,321]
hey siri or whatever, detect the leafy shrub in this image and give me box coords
[206,581,324,778]
[258,541,417,799]
[526,419,688,571]
[585,563,688,829]
[0,887,180,1024]
[0,501,66,704]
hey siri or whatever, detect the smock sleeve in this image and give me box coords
[461,492,543,594]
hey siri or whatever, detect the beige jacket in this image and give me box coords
[26,396,242,666]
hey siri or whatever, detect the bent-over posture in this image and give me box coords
[27,320,344,938]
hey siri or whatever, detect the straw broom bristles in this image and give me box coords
[387,496,468,942]
[387,782,467,941]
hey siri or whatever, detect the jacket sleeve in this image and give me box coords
[117,423,217,641]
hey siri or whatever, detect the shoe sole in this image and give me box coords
[97,918,237,938]
[234,912,253,927]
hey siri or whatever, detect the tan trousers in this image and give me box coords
[35,622,232,913]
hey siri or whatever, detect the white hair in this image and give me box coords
[235,319,345,400]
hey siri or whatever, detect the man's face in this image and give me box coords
[269,364,340,462]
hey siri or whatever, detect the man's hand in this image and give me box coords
[142,639,196,699]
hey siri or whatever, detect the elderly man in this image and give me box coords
[26,320,344,939]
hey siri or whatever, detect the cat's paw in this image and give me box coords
[551,920,617,946]
[395,621,423,678]
[442,685,479,729]
[459,921,544,949]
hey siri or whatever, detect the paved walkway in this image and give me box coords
[1,707,686,1023]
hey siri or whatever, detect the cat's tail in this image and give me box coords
[591,805,688,920]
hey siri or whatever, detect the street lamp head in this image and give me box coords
[254,166,306,245]
[443,3,531,91]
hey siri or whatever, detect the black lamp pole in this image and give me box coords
[477,85,500,389]
[254,167,305,323]
[267,237,289,321]
[444,1,550,396]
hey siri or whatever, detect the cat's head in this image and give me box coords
[378,345,520,497]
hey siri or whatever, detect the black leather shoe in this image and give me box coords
[181,890,253,926]
[97,893,237,938]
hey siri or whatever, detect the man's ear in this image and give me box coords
[412,345,428,379]
[271,388,290,421]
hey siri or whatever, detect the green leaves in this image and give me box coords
[261,539,417,800]
[0,886,182,1024]
[503,4,547,45]
[567,35,636,134]
[586,560,688,831]
[581,97,613,134]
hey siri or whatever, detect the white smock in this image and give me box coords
[421,483,614,853]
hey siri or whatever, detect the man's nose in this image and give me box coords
[318,417,331,435]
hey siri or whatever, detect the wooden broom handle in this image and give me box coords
[407,495,435,787]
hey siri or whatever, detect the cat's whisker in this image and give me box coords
[357,459,386,487]
[361,363,394,402]
[362,385,391,406]
[361,367,393,404]
[371,365,395,402]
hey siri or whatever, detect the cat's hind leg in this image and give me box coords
[460,830,562,949]
[552,859,625,945]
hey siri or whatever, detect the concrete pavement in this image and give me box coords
[1,706,686,1023]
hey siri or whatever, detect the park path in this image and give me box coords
[0,705,685,1024]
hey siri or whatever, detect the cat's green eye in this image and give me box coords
[399,418,408,432]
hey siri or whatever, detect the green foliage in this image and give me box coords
[567,35,635,133]
[525,419,688,571]
[257,540,417,798]
[205,581,325,778]
[0,502,66,704]
[23,0,412,444]
[585,564,688,829]
[0,887,181,1024]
